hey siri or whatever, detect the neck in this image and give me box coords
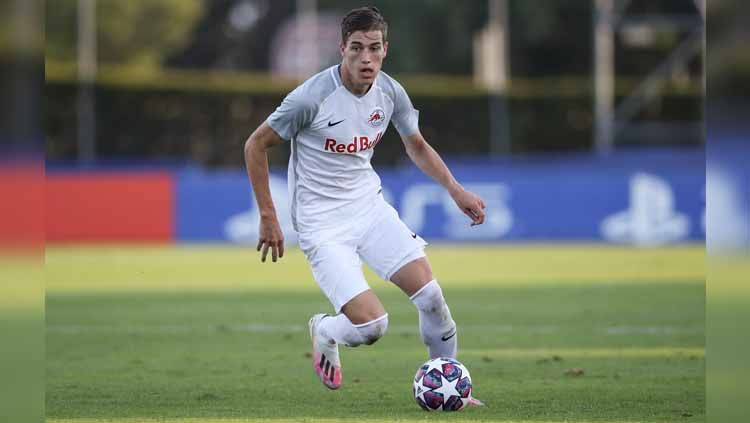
[339,64,371,96]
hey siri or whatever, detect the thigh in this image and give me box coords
[358,199,428,282]
[303,242,371,314]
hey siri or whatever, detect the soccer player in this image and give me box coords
[244,7,485,397]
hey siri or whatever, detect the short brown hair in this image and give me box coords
[341,6,388,44]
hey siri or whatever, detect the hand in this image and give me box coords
[451,187,486,226]
[256,216,285,262]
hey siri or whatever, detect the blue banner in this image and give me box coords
[176,150,706,245]
[706,136,750,250]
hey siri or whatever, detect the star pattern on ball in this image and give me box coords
[431,371,462,400]
[424,359,445,374]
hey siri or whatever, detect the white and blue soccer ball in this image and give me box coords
[412,357,473,411]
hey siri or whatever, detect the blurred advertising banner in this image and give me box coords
[175,149,707,246]
[706,138,750,253]
[46,172,174,242]
[46,149,712,246]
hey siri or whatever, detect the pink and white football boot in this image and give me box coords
[308,314,343,390]
[468,397,486,407]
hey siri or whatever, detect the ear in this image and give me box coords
[340,40,346,57]
[382,41,389,58]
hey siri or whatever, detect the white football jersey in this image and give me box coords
[267,65,420,233]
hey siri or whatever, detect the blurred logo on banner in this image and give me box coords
[706,166,750,252]
[600,172,690,246]
[401,183,513,240]
[224,174,299,245]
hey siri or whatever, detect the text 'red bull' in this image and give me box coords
[324,132,383,154]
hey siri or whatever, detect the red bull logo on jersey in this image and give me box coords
[367,107,386,128]
[324,132,383,154]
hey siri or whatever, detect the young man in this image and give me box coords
[244,7,485,395]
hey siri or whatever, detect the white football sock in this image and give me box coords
[317,313,389,347]
[410,279,457,359]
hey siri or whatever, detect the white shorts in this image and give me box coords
[298,194,427,313]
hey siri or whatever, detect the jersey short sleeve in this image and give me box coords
[390,81,420,138]
[266,85,319,141]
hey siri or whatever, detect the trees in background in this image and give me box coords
[46,0,203,67]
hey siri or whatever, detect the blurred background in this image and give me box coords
[43,0,712,247]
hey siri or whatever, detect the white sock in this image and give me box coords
[410,280,457,359]
[318,313,389,347]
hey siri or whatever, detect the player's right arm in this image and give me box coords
[244,122,285,263]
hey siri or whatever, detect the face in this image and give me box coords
[340,30,388,88]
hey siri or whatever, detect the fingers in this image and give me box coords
[462,208,480,226]
[257,219,284,262]
[464,196,486,226]
[269,240,284,262]
[258,238,284,262]
[260,242,270,262]
[472,207,485,226]
[472,196,486,226]
[467,207,485,226]
[457,192,487,226]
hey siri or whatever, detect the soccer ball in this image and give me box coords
[412,357,473,411]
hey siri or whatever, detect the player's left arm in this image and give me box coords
[402,131,486,226]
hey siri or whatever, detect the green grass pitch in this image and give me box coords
[46,244,704,423]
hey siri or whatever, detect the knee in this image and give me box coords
[366,314,389,344]
[355,314,388,345]
[411,280,448,314]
